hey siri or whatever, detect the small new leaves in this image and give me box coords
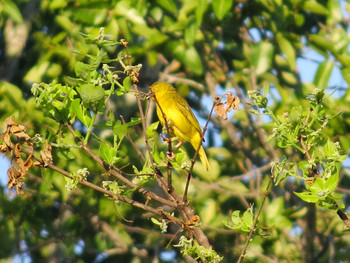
[31,82,77,122]
[294,174,344,210]
[271,156,296,185]
[248,90,268,109]
[251,87,346,215]
[151,217,168,233]
[174,236,223,263]
[307,88,325,104]
[146,121,159,138]
[66,168,89,191]
[102,181,125,196]
[71,98,92,127]
[99,143,120,166]
[224,206,254,232]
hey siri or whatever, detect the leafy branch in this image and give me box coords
[0,28,222,262]
[248,87,349,228]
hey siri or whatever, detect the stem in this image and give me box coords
[237,174,273,263]
[84,110,97,144]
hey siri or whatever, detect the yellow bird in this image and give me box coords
[150,82,210,171]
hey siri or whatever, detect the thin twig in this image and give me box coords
[34,154,179,220]
[65,123,177,208]
[183,100,216,202]
[237,174,273,263]
[120,115,145,163]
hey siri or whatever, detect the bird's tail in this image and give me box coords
[198,145,210,171]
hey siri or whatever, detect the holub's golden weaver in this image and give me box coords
[150,82,210,171]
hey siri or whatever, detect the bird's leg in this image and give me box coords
[160,134,176,160]
[166,140,183,160]
[160,133,170,143]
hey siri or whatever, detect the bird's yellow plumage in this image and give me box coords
[150,82,210,171]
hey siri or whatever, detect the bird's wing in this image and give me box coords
[176,96,202,133]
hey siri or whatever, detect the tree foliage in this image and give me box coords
[1,0,350,262]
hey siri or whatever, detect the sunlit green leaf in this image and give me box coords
[79,84,105,105]
[212,0,233,20]
[314,61,334,89]
[303,1,329,15]
[294,191,319,203]
[195,0,209,25]
[250,42,274,76]
[276,34,296,70]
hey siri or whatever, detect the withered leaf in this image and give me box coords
[1,117,34,195]
[7,166,24,195]
[214,93,240,120]
[4,117,30,140]
[214,102,226,119]
[40,141,53,166]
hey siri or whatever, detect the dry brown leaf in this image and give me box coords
[226,93,240,111]
[7,166,24,195]
[214,102,226,119]
[214,92,240,120]
[40,141,53,166]
[4,117,30,140]
[1,117,34,195]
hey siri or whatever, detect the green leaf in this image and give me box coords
[303,1,329,15]
[195,0,209,26]
[75,62,91,78]
[297,160,310,178]
[79,84,105,105]
[113,121,128,142]
[250,42,274,76]
[241,209,253,231]
[294,191,319,203]
[212,0,233,20]
[185,20,199,47]
[281,71,298,86]
[200,199,216,224]
[123,76,131,92]
[225,208,253,232]
[133,24,169,44]
[3,0,23,23]
[147,122,159,138]
[156,0,178,15]
[230,210,242,226]
[308,35,334,54]
[328,0,343,22]
[71,98,92,127]
[99,143,117,165]
[71,2,108,25]
[309,177,325,193]
[170,148,190,171]
[24,61,50,83]
[184,46,203,75]
[313,61,334,89]
[289,105,302,125]
[127,117,142,127]
[341,68,350,86]
[325,174,338,192]
[48,0,68,9]
[324,139,337,158]
[276,34,296,70]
